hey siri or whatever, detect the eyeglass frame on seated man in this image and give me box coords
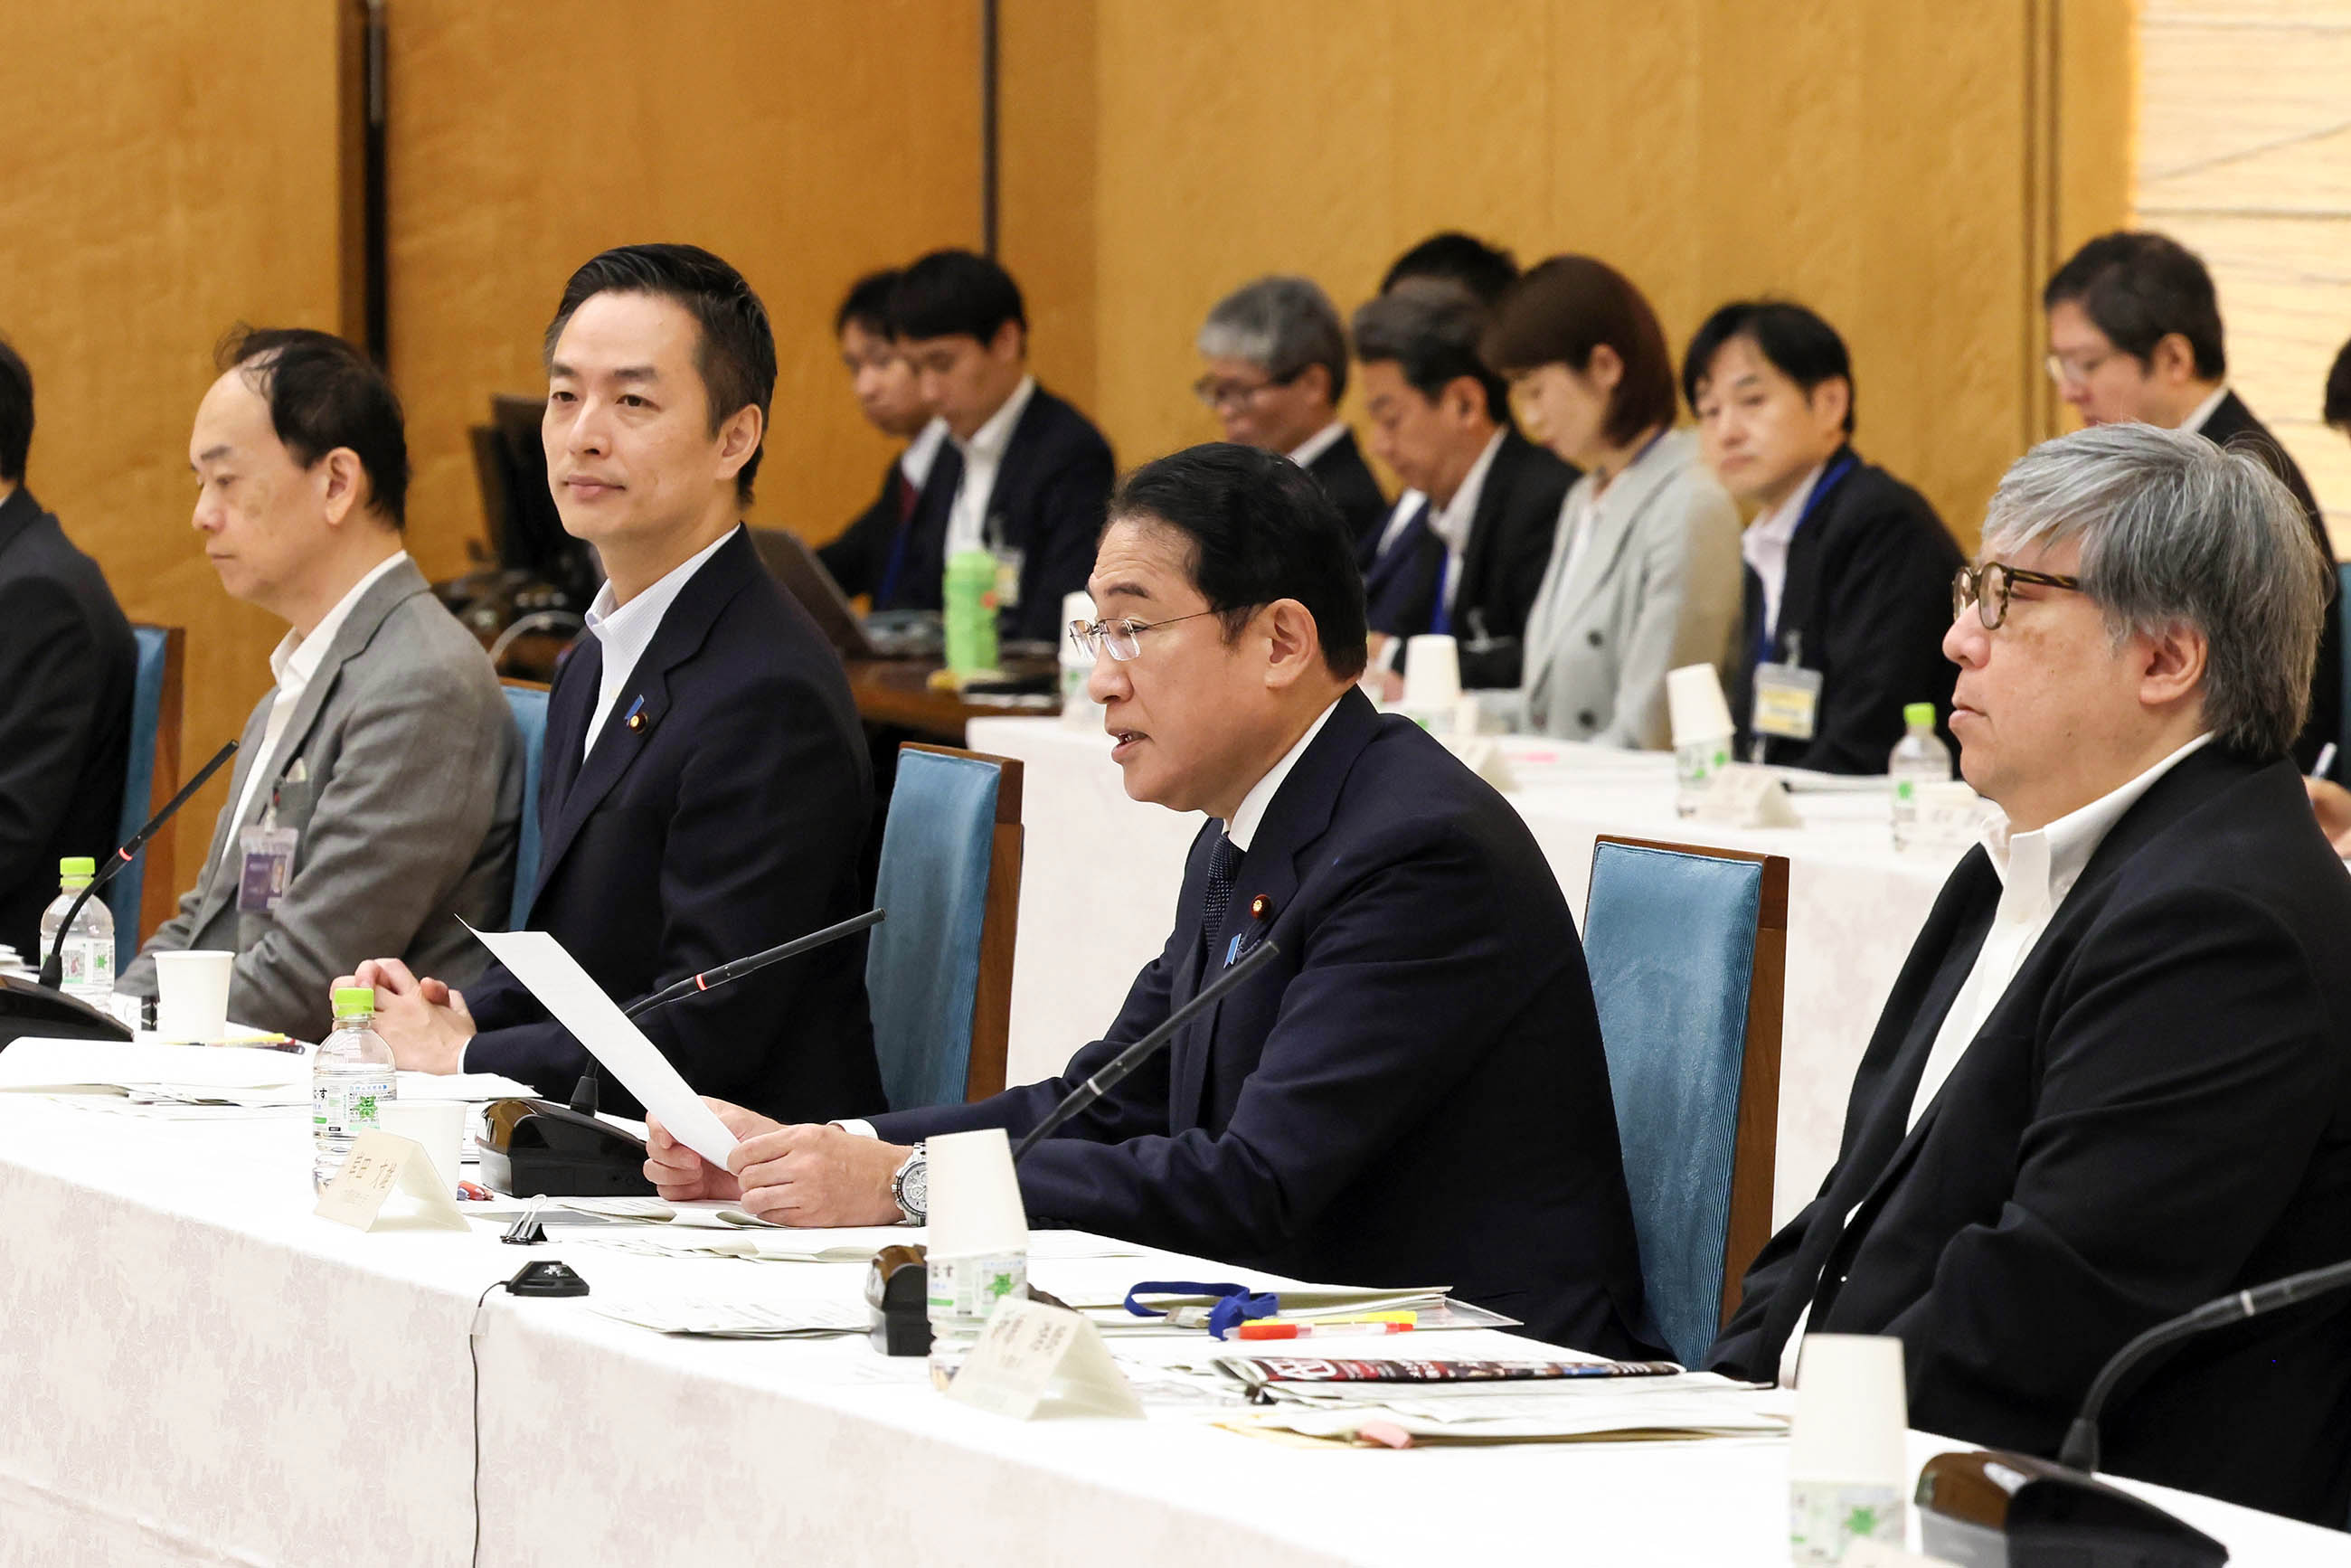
[1070,606,1263,663]
[1191,367,1306,411]
[1952,561,2084,631]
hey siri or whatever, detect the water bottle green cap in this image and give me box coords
[1903,703,1937,729]
[331,986,375,1016]
[59,855,95,879]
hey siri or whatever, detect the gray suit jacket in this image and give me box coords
[120,558,522,1038]
[1510,430,1742,748]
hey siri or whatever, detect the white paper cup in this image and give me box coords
[1402,635,1463,711]
[926,1127,1029,1258]
[1666,663,1737,749]
[377,1099,467,1194]
[153,949,235,1042]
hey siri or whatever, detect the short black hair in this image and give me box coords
[1680,300,1856,435]
[2326,335,2351,432]
[1108,442,1368,681]
[1351,280,1511,426]
[0,336,30,484]
[2043,231,2226,381]
[544,243,777,503]
[890,250,1026,345]
[836,269,901,339]
[218,326,409,530]
[1380,231,1519,307]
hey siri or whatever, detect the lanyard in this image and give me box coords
[1123,1280,1280,1339]
[1756,453,1858,666]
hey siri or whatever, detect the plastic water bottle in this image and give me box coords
[943,549,999,675]
[927,1249,1028,1389]
[312,985,396,1190]
[1059,590,1103,731]
[1675,734,1733,817]
[1888,703,1953,851]
[37,856,114,1006]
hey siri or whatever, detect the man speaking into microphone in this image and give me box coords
[349,245,883,1124]
[646,443,1657,1355]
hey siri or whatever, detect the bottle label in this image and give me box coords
[1789,1480,1903,1563]
[60,933,113,992]
[927,1252,1028,1328]
[313,1078,392,1137]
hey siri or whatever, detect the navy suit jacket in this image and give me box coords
[1709,747,2351,1525]
[1304,429,1389,553]
[850,384,1114,642]
[1367,430,1576,689]
[0,488,135,957]
[462,526,885,1123]
[815,442,964,609]
[1731,450,1964,773]
[870,688,1656,1355]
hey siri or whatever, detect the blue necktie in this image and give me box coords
[1199,833,1242,968]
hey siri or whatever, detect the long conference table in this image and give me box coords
[3,1094,2341,1565]
[970,717,1957,1230]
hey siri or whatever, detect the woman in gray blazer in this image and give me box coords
[1479,257,1742,747]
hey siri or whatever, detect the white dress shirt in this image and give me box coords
[944,373,1038,561]
[1778,731,2214,1385]
[1428,430,1506,619]
[224,551,411,842]
[899,417,949,491]
[836,696,1343,1149]
[2181,384,2230,435]
[1740,461,1827,644]
[579,530,733,760]
[1286,420,1348,470]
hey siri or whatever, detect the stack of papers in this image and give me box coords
[1216,1362,1786,1445]
[586,1296,870,1338]
[0,1039,536,1106]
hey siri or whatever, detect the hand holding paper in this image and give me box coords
[464,924,741,1168]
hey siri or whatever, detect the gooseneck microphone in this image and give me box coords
[1010,939,1281,1163]
[621,908,884,1021]
[39,738,240,990]
[2058,1254,2351,1474]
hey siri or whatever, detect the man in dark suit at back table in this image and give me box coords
[815,269,960,609]
[1351,279,1575,692]
[0,335,136,961]
[1710,424,2351,1525]
[1684,300,1964,773]
[2044,229,2342,779]
[1194,275,1387,550]
[351,244,883,1126]
[640,443,1659,1356]
[884,250,1114,642]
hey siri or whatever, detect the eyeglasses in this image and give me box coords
[1192,369,1300,411]
[1952,562,2084,629]
[2044,348,2120,387]
[1068,609,1228,662]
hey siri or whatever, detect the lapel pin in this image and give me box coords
[1249,893,1272,921]
[623,695,647,733]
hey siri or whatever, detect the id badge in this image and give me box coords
[237,826,298,914]
[1751,661,1824,741]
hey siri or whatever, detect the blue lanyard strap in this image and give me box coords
[1122,1280,1280,1339]
[1756,453,1859,666]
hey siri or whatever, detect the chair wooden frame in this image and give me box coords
[131,624,187,947]
[899,742,1024,1102]
[1591,834,1789,1327]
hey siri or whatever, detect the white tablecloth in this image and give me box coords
[1,1098,2339,1566]
[969,717,1959,1230]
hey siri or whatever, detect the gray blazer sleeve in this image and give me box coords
[1592,474,1744,750]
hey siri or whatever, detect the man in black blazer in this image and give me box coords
[1710,424,2351,1525]
[1685,302,1964,773]
[1194,275,1387,549]
[354,245,883,1125]
[642,445,1657,1355]
[1352,281,1574,690]
[0,337,136,959]
[883,250,1114,642]
[815,269,962,609]
[2044,230,2341,778]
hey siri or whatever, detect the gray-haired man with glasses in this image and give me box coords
[1711,422,2351,1525]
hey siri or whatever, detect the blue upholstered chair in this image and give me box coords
[1582,835,1787,1367]
[109,625,184,968]
[499,682,550,930]
[867,743,1024,1111]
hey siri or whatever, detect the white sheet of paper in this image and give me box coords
[948,1299,1144,1419]
[465,924,740,1168]
[396,1071,540,1102]
[314,1131,469,1232]
[0,1039,309,1093]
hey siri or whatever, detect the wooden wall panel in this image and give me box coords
[386,0,986,578]
[0,1,349,906]
[1003,0,2134,550]
[2136,1,2351,553]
